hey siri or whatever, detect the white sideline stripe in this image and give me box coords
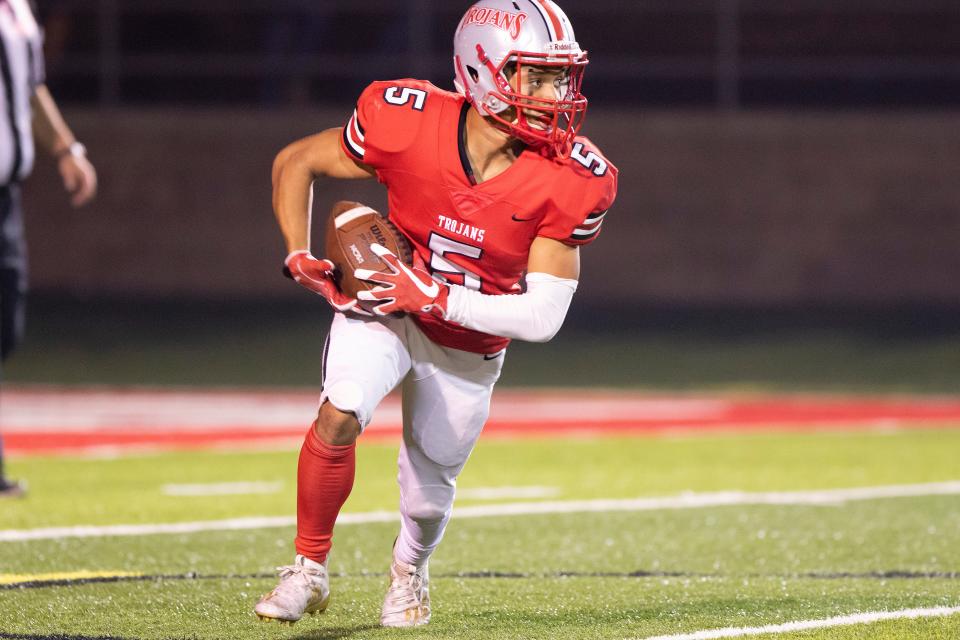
[2,480,958,543]
[161,482,283,496]
[458,486,560,500]
[0,391,726,431]
[637,606,960,640]
[0,517,299,542]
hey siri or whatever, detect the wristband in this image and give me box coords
[56,142,86,160]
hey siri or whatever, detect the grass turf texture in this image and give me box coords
[2,429,959,639]
[4,429,960,529]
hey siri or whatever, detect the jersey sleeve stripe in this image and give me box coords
[582,209,608,225]
[569,209,608,241]
[342,111,365,159]
[342,126,365,159]
[569,227,602,243]
[351,109,365,141]
[571,223,603,238]
[570,210,607,234]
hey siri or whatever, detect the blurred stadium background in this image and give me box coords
[3,0,959,390]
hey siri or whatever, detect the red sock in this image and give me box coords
[294,423,356,563]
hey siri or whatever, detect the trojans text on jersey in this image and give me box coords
[437,215,486,244]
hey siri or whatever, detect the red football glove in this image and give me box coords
[283,250,370,315]
[355,244,450,317]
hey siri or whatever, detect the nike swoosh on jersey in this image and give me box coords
[512,214,536,222]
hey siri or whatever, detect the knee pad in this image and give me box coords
[324,380,364,414]
[402,483,453,524]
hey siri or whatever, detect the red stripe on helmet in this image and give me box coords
[533,0,565,40]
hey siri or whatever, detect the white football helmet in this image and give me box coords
[453,0,588,157]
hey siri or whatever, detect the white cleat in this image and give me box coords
[380,554,430,627]
[254,554,330,624]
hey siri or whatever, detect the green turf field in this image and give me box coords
[3,429,959,639]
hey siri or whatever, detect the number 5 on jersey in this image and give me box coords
[428,233,482,291]
[384,87,427,111]
[571,142,608,177]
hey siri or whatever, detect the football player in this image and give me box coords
[255,0,617,628]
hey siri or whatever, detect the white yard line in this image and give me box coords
[637,606,960,640]
[161,482,284,496]
[457,485,561,500]
[2,480,958,543]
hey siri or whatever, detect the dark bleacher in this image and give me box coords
[38,0,960,108]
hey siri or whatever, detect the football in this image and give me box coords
[324,200,413,301]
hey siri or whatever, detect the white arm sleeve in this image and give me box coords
[444,272,578,343]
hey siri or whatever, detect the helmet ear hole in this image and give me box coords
[466,66,480,83]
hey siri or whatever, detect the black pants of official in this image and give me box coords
[0,183,27,480]
[0,183,27,366]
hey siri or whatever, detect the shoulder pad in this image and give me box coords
[546,137,618,247]
[565,137,618,180]
[352,80,447,155]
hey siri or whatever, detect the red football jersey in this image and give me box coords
[340,79,618,354]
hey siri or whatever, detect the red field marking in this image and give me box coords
[2,387,959,455]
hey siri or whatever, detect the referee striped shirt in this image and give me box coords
[0,0,44,186]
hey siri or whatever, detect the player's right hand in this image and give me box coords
[283,250,371,315]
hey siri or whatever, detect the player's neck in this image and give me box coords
[463,108,524,184]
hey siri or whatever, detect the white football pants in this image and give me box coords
[320,312,504,567]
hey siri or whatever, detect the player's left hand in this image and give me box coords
[58,153,98,208]
[283,250,372,316]
[355,244,449,317]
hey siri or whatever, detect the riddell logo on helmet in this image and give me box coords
[463,7,528,40]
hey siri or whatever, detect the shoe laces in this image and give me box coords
[273,562,325,593]
[388,562,426,606]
